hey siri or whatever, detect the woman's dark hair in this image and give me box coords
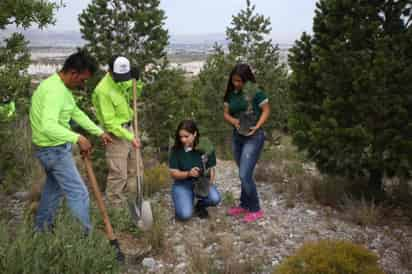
[61,48,97,75]
[173,120,200,150]
[224,63,256,102]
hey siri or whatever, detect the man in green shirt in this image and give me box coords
[92,56,142,206]
[30,50,112,232]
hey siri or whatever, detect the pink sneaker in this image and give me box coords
[227,206,248,216]
[243,210,264,223]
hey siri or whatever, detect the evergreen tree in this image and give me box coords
[79,0,169,69]
[289,0,412,193]
[226,0,290,130]
[192,45,234,146]
[194,0,290,142]
[0,0,60,187]
[0,0,61,107]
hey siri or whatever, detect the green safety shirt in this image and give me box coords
[0,101,15,122]
[92,73,143,141]
[30,73,103,147]
[224,89,269,120]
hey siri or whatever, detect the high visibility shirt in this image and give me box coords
[30,73,103,147]
[92,73,140,141]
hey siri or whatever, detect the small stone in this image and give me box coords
[142,257,156,269]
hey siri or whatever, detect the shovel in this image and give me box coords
[128,78,153,231]
[83,154,125,262]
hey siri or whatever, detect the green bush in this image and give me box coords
[143,163,170,196]
[0,213,120,274]
[274,240,384,274]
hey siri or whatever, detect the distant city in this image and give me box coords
[1,29,291,76]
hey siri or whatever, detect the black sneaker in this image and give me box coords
[194,204,209,219]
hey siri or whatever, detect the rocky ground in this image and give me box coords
[3,159,412,274]
[116,159,412,274]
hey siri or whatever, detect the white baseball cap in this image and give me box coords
[112,56,131,82]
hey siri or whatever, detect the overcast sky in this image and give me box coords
[48,0,318,43]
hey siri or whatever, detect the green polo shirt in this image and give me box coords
[169,147,216,172]
[30,73,103,147]
[224,89,268,119]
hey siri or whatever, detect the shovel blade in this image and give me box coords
[127,199,141,224]
[139,200,153,231]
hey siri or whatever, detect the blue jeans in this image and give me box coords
[34,143,91,232]
[172,179,221,221]
[232,129,265,212]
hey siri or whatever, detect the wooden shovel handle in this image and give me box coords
[83,155,115,241]
[132,79,144,197]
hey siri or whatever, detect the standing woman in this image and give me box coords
[224,64,270,223]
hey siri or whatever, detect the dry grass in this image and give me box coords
[340,195,383,226]
[188,243,213,274]
[144,203,167,253]
[143,163,170,197]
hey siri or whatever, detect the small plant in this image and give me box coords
[310,176,347,207]
[143,163,170,197]
[144,203,167,252]
[92,204,141,236]
[222,191,236,207]
[188,244,213,274]
[340,195,382,226]
[274,240,385,274]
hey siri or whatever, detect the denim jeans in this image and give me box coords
[34,143,91,232]
[232,129,265,212]
[172,179,221,221]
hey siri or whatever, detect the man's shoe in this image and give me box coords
[110,239,125,263]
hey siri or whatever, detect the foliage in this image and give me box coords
[143,163,170,196]
[193,0,290,143]
[226,0,290,130]
[0,215,120,274]
[288,0,412,190]
[141,66,192,150]
[191,45,233,148]
[79,0,169,70]
[274,240,384,274]
[0,0,61,191]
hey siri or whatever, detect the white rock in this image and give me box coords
[142,257,156,269]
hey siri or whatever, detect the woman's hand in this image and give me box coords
[189,167,201,178]
[232,118,240,130]
[246,126,259,136]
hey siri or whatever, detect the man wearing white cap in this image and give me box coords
[92,56,143,206]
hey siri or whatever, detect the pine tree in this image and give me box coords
[226,0,289,130]
[194,0,290,143]
[192,45,234,146]
[0,0,61,107]
[79,0,169,69]
[289,0,412,193]
[0,0,60,187]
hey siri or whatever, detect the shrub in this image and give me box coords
[0,213,120,274]
[143,163,170,196]
[274,240,384,274]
